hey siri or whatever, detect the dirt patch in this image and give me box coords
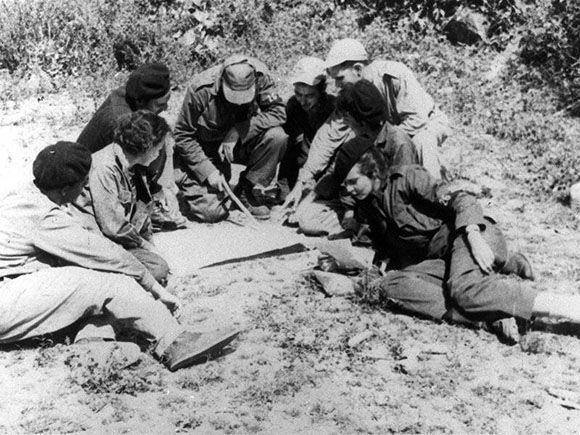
[1,93,580,433]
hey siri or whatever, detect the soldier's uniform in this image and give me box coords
[174,56,288,222]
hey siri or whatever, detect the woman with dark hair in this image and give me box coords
[339,147,580,343]
[285,79,418,237]
[74,110,172,284]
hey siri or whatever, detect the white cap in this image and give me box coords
[325,38,368,69]
[290,57,326,86]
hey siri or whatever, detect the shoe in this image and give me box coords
[502,252,535,281]
[485,317,520,345]
[237,182,271,220]
[151,201,188,232]
[162,329,240,371]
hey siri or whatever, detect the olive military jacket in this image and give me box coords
[174,57,286,183]
[358,165,487,268]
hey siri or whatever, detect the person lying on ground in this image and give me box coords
[0,141,239,371]
[337,146,580,343]
[283,38,450,212]
[174,54,288,221]
[283,79,418,238]
[74,110,171,285]
[279,57,336,199]
[77,63,186,231]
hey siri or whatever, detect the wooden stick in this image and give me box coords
[223,182,260,226]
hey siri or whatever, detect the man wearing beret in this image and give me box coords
[77,63,186,231]
[280,57,336,199]
[174,54,288,221]
[0,142,239,371]
[283,39,451,214]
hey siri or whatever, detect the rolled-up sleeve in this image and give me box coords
[34,208,158,292]
[393,65,435,135]
[174,86,218,182]
[298,111,354,184]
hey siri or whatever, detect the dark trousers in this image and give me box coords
[174,126,287,223]
[279,136,310,189]
[374,221,538,323]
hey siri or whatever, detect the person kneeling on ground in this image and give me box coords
[280,57,336,199]
[74,110,172,285]
[174,54,288,221]
[283,79,418,238]
[337,146,580,343]
[0,141,239,371]
[282,37,451,217]
[77,62,186,231]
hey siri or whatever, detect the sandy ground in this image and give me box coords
[0,91,579,433]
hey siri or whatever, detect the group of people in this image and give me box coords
[1,38,579,371]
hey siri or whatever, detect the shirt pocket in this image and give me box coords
[118,189,135,215]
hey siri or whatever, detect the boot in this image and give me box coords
[236,179,271,220]
[484,317,520,345]
[162,329,240,371]
[151,200,188,232]
[502,252,535,281]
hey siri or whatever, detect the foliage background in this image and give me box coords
[0,0,578,199]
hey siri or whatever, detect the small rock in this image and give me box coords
[445,6,488,45]
[348,330,374,347]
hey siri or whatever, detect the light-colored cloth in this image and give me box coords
[298,60,451,183]
[0,266,181,355]
[0,184,157,292]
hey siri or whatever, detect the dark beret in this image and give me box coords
[336,79,387,128]
[314,136,375,198]
[33,141,92,190]
[126,63,170,101]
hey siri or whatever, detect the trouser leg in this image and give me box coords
[0,267,182,355]
[279,137,309,189]
[373,259,476,325]
[446,224,539,322]
[173,159,229,223]
[296,198,346,236]
[128,246,170,285]
[235,126,288,187]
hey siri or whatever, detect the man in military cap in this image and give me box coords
[283,39,451,212]
[174,54,288,221]
[280,57,336,199]
[77,63,186,231]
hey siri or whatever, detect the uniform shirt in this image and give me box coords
[74,144,153,249]
[357,165,486,268]
[298,60,440,184]
[314,121,418,199]
[174,57,286,183]
[284,93,336,146]
[77,86,133,153]
[0,184,157,291]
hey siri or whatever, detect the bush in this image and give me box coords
[517,0,580,114]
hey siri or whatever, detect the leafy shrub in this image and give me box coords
[517,0,580,113]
